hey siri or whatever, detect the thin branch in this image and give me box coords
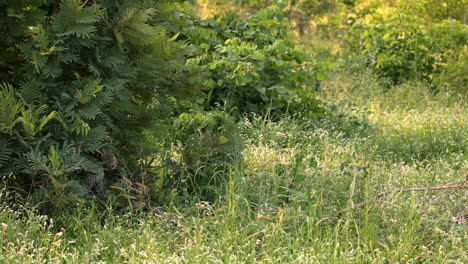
[320,184,468,222]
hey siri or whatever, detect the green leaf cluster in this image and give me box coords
[193,0,347,37]
[0,0,193,212]
[179,6,315,118]
[345,0,467,90]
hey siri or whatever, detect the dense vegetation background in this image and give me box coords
[1,0,466,263]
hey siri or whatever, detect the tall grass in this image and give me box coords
[1,69,467,263]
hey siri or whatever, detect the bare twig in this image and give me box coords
[320,184,468,222]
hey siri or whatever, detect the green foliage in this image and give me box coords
[193,0,346,37]
[0,83,23,134]
[0,1,467,261]
[2,0,463,215]
[0,0,194,212]
[163,110,242,201]
[0,0,323,210]
[180,7,315,117]
[419,0,468,23]
[345,1,467,89]
[1,73,466,262]
[146,4,323,204]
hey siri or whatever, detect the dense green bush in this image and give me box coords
[178,6,316,118]
[194,0,349,37]
[0,0,194,212]
[345,1,467,89]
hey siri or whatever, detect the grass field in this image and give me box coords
[1,68,466,263]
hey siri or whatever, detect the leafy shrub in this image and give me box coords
[179,6,316,118]
[420,0,468,23]
[193,0,347,37]
[345,2,467,88]
[0,0,193,212]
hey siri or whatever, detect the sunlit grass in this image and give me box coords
[2,70,467,263]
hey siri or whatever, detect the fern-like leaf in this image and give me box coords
[75,4,102,24]
[78,126,108,152]
[0,139,13,169]
[66,180,88,198]
[78,103,102,120]
[116,8,157,45]
[73,77,103,104]
[0,83,23,134]
[71,118,90,136]
[18,78,43,105]
[53,0,103,39]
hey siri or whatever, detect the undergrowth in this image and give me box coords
[2,69,466,263]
